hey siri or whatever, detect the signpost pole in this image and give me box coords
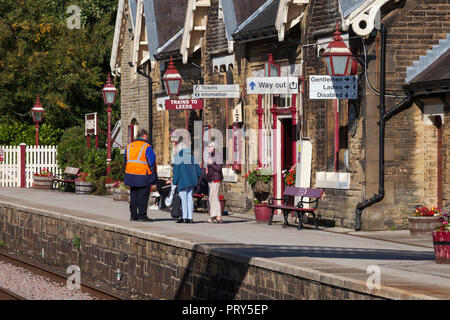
[334,99,339,172]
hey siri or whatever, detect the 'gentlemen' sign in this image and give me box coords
[165,99,203,110]
[309,75,358,99]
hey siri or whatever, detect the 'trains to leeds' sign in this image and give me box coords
[309,75,358,99]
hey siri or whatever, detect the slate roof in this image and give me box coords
[338,0,367,18]
[232,0,280,42]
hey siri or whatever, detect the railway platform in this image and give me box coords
[0,187,449,300]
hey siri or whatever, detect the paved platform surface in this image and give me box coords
[1,187,449,300]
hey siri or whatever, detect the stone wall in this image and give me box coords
[0,203,384,300]
[303,0,450,230]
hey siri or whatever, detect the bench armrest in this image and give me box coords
[296,197,320,209]
[268,197,284,205]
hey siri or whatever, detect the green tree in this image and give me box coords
[0,0,120,131]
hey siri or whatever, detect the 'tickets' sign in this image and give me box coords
[165,99,203,110]
[0,149,3,162]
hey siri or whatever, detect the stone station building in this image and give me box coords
[110,0,450,230]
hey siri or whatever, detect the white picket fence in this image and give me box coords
[0,144,60,188]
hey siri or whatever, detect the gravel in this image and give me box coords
[0,260,99,300]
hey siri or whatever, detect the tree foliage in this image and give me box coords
[0,0,120,132]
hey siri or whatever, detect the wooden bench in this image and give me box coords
[52,167,80,192]
[193,193,207,212]
[267,187,324,230]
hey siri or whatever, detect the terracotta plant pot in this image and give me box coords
[432,231,450,264]
[219,199,226,215]
[254,203,272,223]
[33,176,53,189]
[408,216,442,236]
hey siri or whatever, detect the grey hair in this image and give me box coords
[207,142,216,149]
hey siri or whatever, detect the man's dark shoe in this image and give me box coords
[185,219,193,224]
[130,218,139,221]
[138,216,153,222]
[176,218,184,223]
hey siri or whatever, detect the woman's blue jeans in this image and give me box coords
[178,186,194,220]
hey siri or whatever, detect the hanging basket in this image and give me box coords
[251,180,271,202]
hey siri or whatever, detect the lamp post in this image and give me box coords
[31,95,44,147]
[162,56,182,96]
[101,73,117,175]
[264,53,280,77]
[162,56,186,137]
[321,24,355,172]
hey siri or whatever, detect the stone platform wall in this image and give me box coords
[0,203,381,300]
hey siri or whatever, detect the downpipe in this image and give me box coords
[354,24,412,231]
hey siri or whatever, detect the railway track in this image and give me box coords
[0,286,26,300]
[0,252,126,300]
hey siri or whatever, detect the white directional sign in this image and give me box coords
[193,84,240,98]
[309,75,358,99]
[246,77,299,94]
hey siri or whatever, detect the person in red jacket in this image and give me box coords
[124,129,157,222]
[205,142,224,223]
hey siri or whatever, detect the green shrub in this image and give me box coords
[57,126,87,170]
[0,121,63,146]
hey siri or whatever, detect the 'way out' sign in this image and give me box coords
[246,77,299,94]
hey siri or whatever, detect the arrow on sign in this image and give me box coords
[249,82,256,90]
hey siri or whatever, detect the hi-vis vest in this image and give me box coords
[126,140,153,176]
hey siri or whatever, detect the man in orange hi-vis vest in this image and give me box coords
[124,129,157,222]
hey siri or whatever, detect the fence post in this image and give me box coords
[20,143,26,188]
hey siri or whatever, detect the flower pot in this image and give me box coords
[408,216,442,236]
[219,199,226,215]
[432,231,450,264]
[33,176,53,189]
[254,204,272,223]
[113,188,130,202]
[75,181,94,194]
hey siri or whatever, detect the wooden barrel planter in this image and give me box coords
[432,231,450,264]
[254,204,272,223]
[105,183,115,195]
[408,216,442,236]
[33,176,53,189]
[75,181,94,194]
[113,188,130,202]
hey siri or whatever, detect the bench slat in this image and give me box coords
[283,187,323,198]
[64,167,80,175]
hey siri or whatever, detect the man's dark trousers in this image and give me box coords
[130,186,150,220]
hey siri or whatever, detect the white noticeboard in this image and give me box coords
[246,77,299,94]
[309,75,358,99]
[295,139,312,208]
[193,84,240,98]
